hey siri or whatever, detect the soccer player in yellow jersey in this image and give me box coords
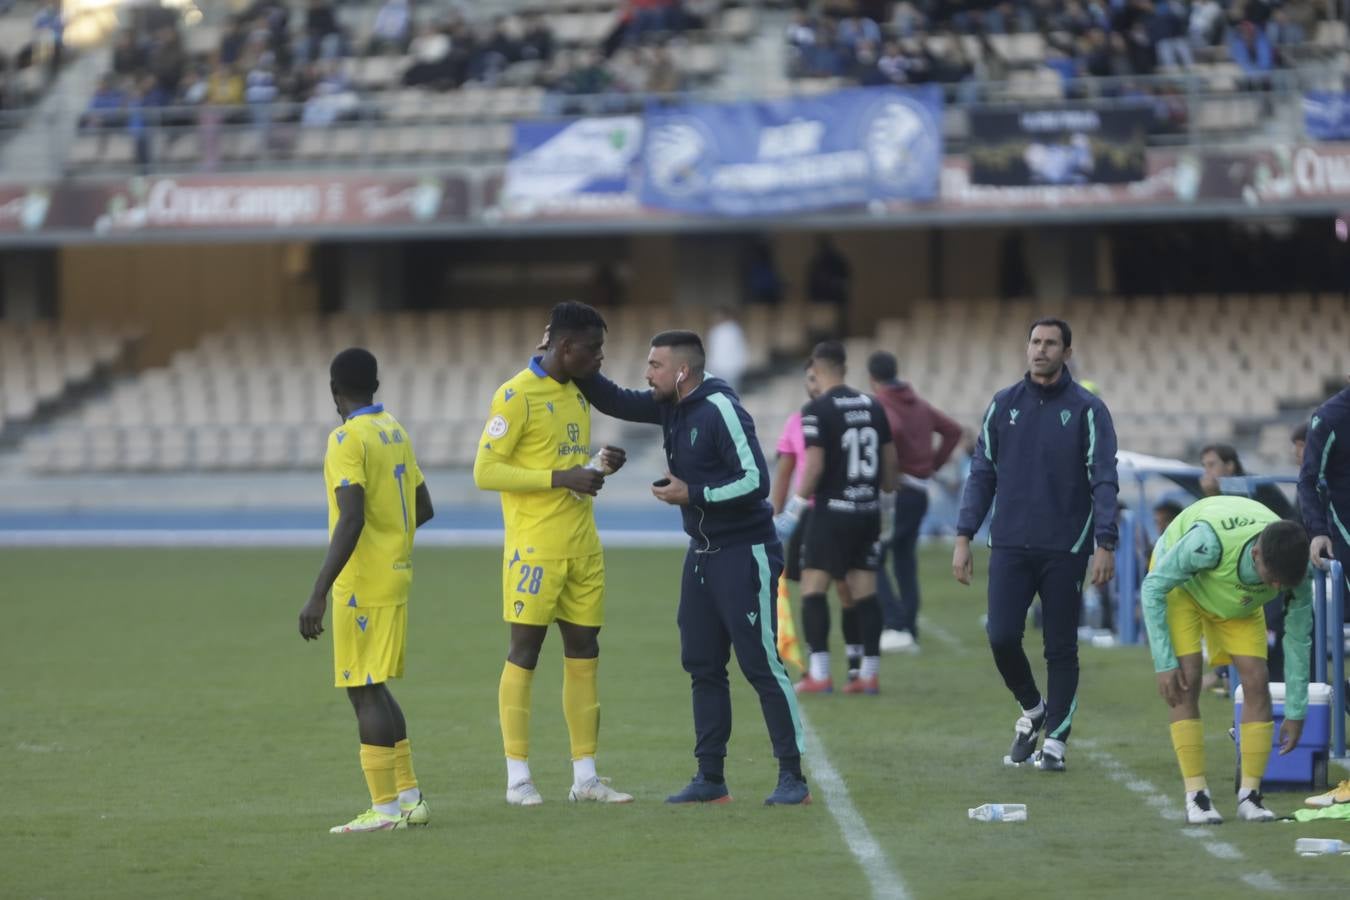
[299,348,435,833]
[473,302,633,806]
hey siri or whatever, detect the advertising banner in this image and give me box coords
[499,116,642,218]
[638,85,942,216]
[968,106,1152,186]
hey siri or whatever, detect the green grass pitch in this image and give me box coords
[4,545,1346,898]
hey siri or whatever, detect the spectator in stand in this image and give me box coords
[1151,0,1193,69]
[129,74,171,173]
[474,16,522,84]
[1229,20,1275,89]
[112,30,146,77]
[838,10,883,52]
[220,17,248,66]
[1265,8,1305,51]
[367,0,412,56]
[81,74,129,141]
[33,1,62,80]
[786,11,821,78]
[645,44,682,94]
[149,25,187,97]
[300,0,343,65]
[877,40,909,84]
[520,13,556,63]
[402,22,452,88]
[852,39,887,84]
[244,52,280,146]
[302,59,357,127]
[1189,0,1225,46]
[201,59,244,171]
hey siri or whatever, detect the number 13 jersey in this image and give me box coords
[801,386,893,513]
[325,404,425,607]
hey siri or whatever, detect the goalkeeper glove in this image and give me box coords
[773,494,807,545]
[878,491,896,544]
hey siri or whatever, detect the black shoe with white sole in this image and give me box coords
[1007,709,1046,764]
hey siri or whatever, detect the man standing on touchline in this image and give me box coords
[953,317,1120,772]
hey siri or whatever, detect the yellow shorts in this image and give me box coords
[1165,588,1267,666]
[333,601,406,688]
[503,552,605,627]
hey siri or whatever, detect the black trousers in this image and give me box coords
[878,484,929,635]
[986,547,1088,743]
[679,540,803,769]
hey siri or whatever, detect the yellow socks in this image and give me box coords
[394,738,418,799]
[1169,719,1207,792]
[359,744,399,813]
[563,656,600,761]
[1239,721,1274,791]
[499,660,534,762]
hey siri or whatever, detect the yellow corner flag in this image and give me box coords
[776,574,805,674]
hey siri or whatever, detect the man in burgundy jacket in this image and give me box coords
[868,351,963,652]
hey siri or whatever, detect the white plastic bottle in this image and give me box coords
[570,450,612,501]
[968,803,1027,822]
[1295,838,1347,856]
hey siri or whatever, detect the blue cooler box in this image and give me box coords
[1233,682,1332,788]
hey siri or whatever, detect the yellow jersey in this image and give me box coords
[473,358,602,560]
[324,403,424,608]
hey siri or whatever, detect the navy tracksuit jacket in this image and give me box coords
[957,367,1120,742]
[1300,385,1350,610]
[576,372,805,770]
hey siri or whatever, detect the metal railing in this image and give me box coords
[0,61,1342,179]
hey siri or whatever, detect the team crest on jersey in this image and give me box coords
[690,427,699,447]
[1060,410,1072,426]
[1009,409,1020,425]
[513,601,525,617]
[487,415,509,438]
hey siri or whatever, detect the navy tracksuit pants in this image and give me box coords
[986,547,1088,743]
[679,540,805,773]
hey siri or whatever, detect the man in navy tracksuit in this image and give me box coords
[1299,378,1350,621]
[954,318,1119,772]
[575,329,810,806]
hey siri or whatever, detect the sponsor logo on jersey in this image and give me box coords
[567,423,580,442]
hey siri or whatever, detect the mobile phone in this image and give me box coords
[652,478,671,488]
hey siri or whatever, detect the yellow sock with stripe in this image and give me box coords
[499,661,534,784]
[359,744,400,816]
[394,738,419,805]
[1239,720,1274,792]
[1169,719,1208,792]
[563,656,600,785]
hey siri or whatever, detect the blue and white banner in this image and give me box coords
[1304,92,1350,141]
[499,116,642,217]
[638,86,942,216]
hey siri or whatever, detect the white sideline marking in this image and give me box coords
[1076,740,1283,892]
[916,616,966,651]
[801,711,909,900]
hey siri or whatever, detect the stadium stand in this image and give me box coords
[21,302,831,473]
[0,320,140,436]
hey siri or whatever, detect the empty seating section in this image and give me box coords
[25,303,821,474]
[738,294,1350,467]
[0,322,136,436]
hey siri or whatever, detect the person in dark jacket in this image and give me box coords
[867,350,963,653]
[1300,378,1350,622]
[574,329,810,806]
[954,317,1119,772]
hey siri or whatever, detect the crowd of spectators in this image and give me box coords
[789,0,1331,90]
[1,1,68,115]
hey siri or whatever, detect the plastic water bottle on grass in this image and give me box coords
[968,803,1027,822]
[1295,838,1348,856]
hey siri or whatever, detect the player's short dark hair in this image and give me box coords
[809,340,846,371]
[651,330,706,369]
[548,301,607,337]
[1153,498,1185,517]
[1028,317,1072,348]
[1200,443,1245,475]
[1292,421,1309,444]
[1258,520,1310,587]
[867,350,898,382]
[330,347,378,398]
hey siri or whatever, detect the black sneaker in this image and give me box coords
[764,772,811,806]
[665,773,731,804]
[1007,708,1046,764]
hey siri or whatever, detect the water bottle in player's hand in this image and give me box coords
[570,450,612,501]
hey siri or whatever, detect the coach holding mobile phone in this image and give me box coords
[573,329,810,807]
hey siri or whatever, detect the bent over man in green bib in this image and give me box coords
[1142,495,1313,825]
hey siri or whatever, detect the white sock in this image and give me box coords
[506,757,531,788]
[809,652,830,681]
[374,800,401,817]
[398,787,421,806]
[1042,738,1066,758]
[572,755,597,788]
[860,656,880,680]
[1023,699,1045,719]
